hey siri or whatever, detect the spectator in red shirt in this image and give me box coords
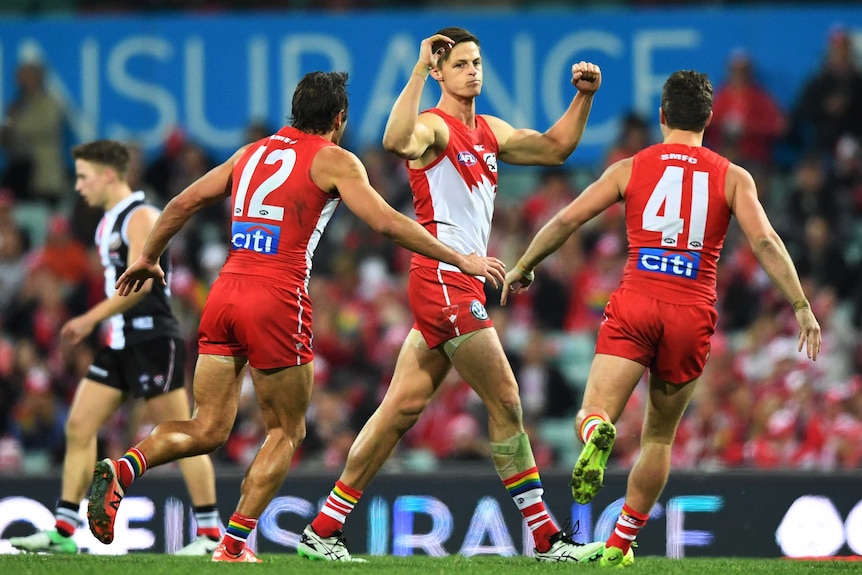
[708,49,786,171]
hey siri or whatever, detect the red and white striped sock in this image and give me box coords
[502,467,558,552]
[606,503,649,554]
[311,480,363,537]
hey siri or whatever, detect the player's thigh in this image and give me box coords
[65,378,125,437]
[642,374,698,442]
[144,388,193,424]
[188,354,247,432]
[384,329,452,413]
[581,353,647,422]
[249,362,314,432]
[448,327,519,407]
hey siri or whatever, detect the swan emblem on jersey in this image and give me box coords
[483,152,497,173]
[470,174,498,196]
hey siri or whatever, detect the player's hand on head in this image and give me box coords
[420,34,455,69]
[500,267,535,306]
[571,61,602,93]
[115,257,165,296]
[460,253,505,289]
[795,308,822,361]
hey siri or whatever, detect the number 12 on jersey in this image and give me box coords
[642,166,708,250]
[234,146,296,221]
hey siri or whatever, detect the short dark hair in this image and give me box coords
[661,70,713,132]
[290,71,349,135]
[432,27,480,64]
[71,140,130,179]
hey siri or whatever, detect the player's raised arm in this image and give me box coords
[314,145,505,287]
[488,61,602,167]
[729,162,821,359]
[381,34,452,160]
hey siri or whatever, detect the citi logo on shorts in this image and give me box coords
[231,221,280,255]
[637,247,700,279]
[457,151,477,166]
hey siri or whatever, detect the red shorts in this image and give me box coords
[198,273,313,369]
[595,288,718,384]
[408,266,493,349]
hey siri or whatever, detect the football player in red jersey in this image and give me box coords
[502,69,821,567]
[300,27,606,564]
[85,71,505,563]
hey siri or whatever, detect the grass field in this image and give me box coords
[2,554,861,575]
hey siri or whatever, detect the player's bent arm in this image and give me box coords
[140,147,244,263]
[517,160,627,273]
[320,147,469,269]
[730,164,809,306]
[487,90,595,166]
[383,112,443,161]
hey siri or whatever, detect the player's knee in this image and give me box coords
[287,421,306,446]
[488,390,522,424]
[198,420,233,450]
[63,413,98,447]
[391,396,429,431]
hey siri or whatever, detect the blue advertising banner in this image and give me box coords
[0,7,859,166]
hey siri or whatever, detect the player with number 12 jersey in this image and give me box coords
[201,126,339,368]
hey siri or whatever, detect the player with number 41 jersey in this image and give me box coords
[622,143,731,305]
[502,71,820,568]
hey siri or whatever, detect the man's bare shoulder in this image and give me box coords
[722,161,757,208]
[313,144,356,167]
[310,144,364,192]
[725,161,754,183]
[125,204,160,238]
[478,113,515,135]
[605,156,634,186]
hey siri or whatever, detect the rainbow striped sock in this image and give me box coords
[502,467,556,550]
[118,448,147,489]
[580,414,607,444]
[224,512,257,556]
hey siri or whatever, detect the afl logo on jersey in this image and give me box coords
[231,221,280,255]
[457,151,477,166]
[470,299,489,321]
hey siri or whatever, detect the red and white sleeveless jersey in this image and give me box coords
[221,126,340,289]
[619,143,732,304]
[408,108,499,273]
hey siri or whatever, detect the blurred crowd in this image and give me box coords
[0,24,861,476]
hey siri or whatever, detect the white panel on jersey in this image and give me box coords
[424,157,495,273]
[304,196,341,290]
